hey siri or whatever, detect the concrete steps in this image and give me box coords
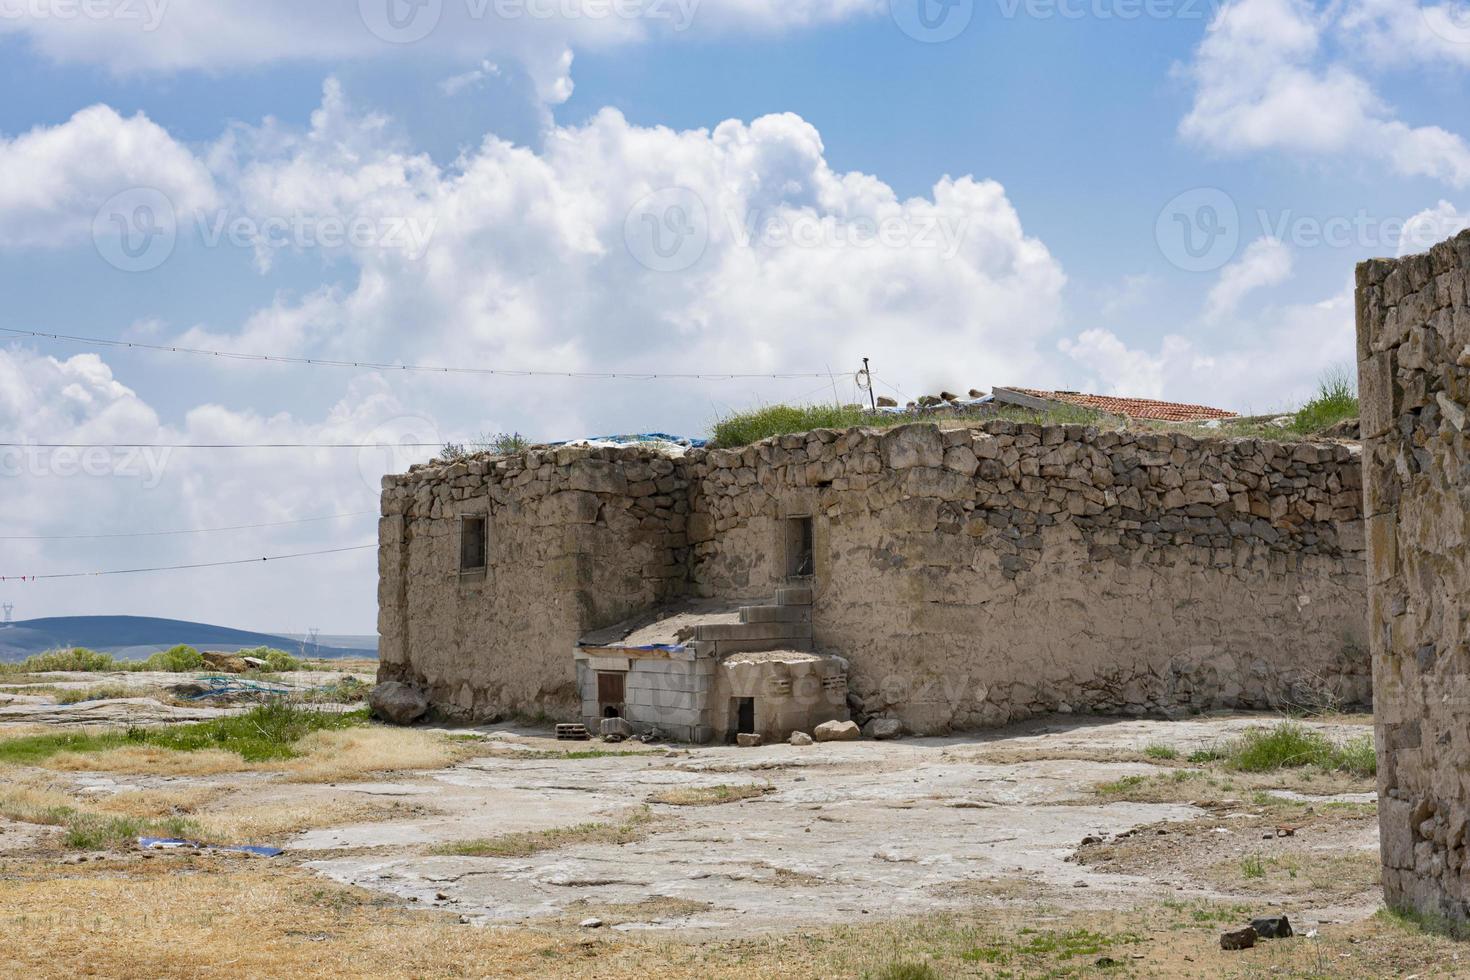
[694,620,813,643]
[739,604,811,625]
[776,586,812,606]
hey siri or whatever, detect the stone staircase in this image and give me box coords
[689,578,813,657]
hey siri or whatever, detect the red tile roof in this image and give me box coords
[1009,387,1237,422]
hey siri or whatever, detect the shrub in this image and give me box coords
[142,645,204,672]
[235,646,302,672]
[12,648,116,672]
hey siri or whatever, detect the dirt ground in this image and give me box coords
[2,702,1463,978]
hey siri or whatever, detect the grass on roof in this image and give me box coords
[707,402,1102,448]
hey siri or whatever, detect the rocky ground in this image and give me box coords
[1,704,1464,978]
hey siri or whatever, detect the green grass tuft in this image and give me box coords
[1143,743,1179,760]
[1290,366,1358,434]
[1226,721,1375,777]
[0,702,368,766]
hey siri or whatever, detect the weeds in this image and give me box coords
[648,784,772,806]
[433,807,657,858]
[0,702,368,766]
[707,401,1107,448]
[1289,366,1358,434]
[1227,721,1375,777]
[1,648,117,673]
[1143,743,1179,760]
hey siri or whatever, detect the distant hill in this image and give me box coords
[0,616,377,663]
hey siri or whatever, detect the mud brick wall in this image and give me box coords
[378,445,689,719]
[687,422,1368,733]
[1358,230,1470,921]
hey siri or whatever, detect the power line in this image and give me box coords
[0,545,375,581]
[0,511,376,541]
[0,327,831,381]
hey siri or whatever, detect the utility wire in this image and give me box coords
[0,511,376,541]
[0,544,376,581]
[0,327,831,381]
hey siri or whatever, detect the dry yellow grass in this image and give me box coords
[45,744,250,776]
[647,783,772,806]
[0,857,1464,980]
[193,797,433,844]
[25,726,472,782]
[433,806,659,858]
[278,727,473,782]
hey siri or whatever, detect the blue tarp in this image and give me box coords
[138,836,283,858]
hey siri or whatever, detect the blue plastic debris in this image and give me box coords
[138,836,283,858]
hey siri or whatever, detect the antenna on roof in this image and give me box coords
[858,358,876,412]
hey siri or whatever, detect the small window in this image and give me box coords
[785,516,813,578]
[460,517,486,571]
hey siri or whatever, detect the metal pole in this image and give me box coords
[862,357,876,411]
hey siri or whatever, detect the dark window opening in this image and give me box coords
[734,696,755,736]
[785,516,814,578]
[460,517,487,571]
[603,705,621,719]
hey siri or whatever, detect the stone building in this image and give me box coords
[1359,229,1470,922]
[378,415,1369,743]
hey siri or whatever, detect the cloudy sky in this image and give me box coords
[1,0,1467,633]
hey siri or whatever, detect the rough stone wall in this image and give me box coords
[378,445,689,719]
[380,421,1368,731]
[687,422,1369,733]
[1358,230,1470,921]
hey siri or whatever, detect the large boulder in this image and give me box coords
[863,718,903,740]
[370,681,429,725]
[813,720,860,742]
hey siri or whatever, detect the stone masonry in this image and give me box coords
[1359,229,1470,921]
[380,420,1369,732]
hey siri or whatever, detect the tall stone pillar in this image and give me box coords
[1358,230,1470,920]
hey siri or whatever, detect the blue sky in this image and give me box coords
[1,0,1467,632]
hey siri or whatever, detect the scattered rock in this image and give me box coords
[201,652,248,673]
[813,720,860,742]
[580,918,604,929]
[240,656,269,670]
[600,716,633,738]
[862,718,903,740]
[940,391,959,402]
[789,731,814,746]
[1251,915,1293,939]
[968,388,985,399]
[1220,926,1257,950]
[876,396,898,408]
[736,733,763,748]
[368,681,429,725]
